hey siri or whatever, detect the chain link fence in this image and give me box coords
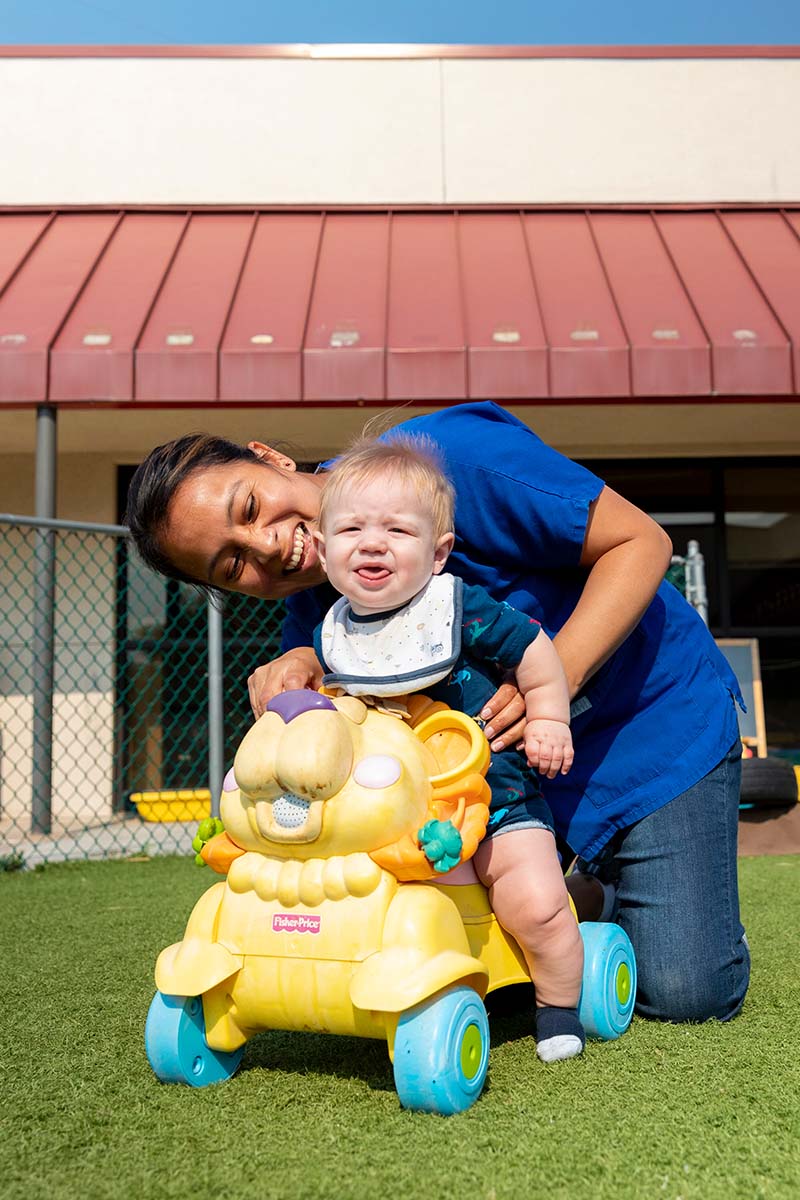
[0,515,284,869]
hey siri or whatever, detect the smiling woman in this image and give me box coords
[125,434,327,598]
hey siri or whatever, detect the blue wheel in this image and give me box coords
[578,923,637,1041]
[145,991,244,1087]
[393,985,489,1115]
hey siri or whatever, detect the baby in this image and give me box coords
[311,434,585,1063]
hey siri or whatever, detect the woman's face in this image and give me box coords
[159,443,328,599]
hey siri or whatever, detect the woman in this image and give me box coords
[127,401,749,1024]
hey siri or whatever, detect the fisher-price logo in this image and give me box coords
[272,913,321,935]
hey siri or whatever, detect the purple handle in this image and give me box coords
[267,689,336,723]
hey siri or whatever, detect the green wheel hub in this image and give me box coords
[615,961,632,1006]
[460,1022,484,1080]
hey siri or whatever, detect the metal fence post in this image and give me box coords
[31,406,57,833]
[207,596,224,818]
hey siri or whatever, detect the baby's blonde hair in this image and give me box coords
[319,434,455,540]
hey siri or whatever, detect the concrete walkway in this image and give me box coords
[1,814,194,869]
[738,802,800,856]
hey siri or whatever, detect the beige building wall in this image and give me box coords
[0,401,798,527]
[1,53,799,205]
[0,447,117,523]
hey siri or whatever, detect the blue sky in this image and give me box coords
[2,1,799,46]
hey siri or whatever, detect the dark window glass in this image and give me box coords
[577,460,721,626]
[578,457,800,754]
[725,464,800,630]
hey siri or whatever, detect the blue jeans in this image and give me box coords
[579,739,750,1023]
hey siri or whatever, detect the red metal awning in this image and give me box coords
[654,212,792,395]
[220,213,321,403]
[524,212,631,398]
[305,213,388,402]
[1,207,799,406]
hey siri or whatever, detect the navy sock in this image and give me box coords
[535,1006,586,1062]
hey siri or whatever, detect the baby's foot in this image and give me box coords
[535,1005,586,1063]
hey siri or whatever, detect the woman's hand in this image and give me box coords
[247,647,324,719]
[479,675,527,752]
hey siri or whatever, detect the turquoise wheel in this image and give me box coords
[578,923,637,1041]
[145,991,244,1087]
[393,984,490,1115]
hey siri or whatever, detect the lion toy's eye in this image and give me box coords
[353,755,402,790]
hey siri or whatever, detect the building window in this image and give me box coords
[724,464,800,755]
[582,457,800,756]
[724,464,800,633]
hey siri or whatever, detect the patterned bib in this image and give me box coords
[320,574,463,698]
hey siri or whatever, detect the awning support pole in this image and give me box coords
[31,405,57,834]
[207,597,224,819]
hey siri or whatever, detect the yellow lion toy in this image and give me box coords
[145,689,635,1114]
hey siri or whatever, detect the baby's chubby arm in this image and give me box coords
[514,633,574,779]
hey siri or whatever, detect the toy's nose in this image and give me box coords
[267,690,336,723]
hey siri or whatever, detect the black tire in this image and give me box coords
[740,757,799,807]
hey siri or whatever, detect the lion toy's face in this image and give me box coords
[221,690,490,877]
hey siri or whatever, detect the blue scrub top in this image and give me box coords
[283,402,743,859]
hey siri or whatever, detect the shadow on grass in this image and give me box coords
[484,981,536,1029]
[240,1028,396,1096]
[233,982,536,1097]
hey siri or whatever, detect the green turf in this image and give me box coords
[1,854,798,1200]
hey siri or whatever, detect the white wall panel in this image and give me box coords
[442,59,800,202]
[2,55,798,204]
[0,58,443,203]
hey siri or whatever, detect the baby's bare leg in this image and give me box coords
[475,827,585,1061]
[474,828,583,1008]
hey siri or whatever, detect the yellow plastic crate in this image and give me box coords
[131,789,211,823]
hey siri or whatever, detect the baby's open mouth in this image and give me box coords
[285,523,309,574]
[356,566,391,582]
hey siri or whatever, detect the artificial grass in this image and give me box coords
[1,854,798,1200]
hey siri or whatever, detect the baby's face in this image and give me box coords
[314,477,453,615]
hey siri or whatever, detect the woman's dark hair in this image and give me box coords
[125,433,261,585]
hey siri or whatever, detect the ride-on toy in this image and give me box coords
[145,689,636,1114]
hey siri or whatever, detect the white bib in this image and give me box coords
[320,574,463,698]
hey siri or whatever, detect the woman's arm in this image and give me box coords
[553,486,673,698]
[481,485,672,746]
